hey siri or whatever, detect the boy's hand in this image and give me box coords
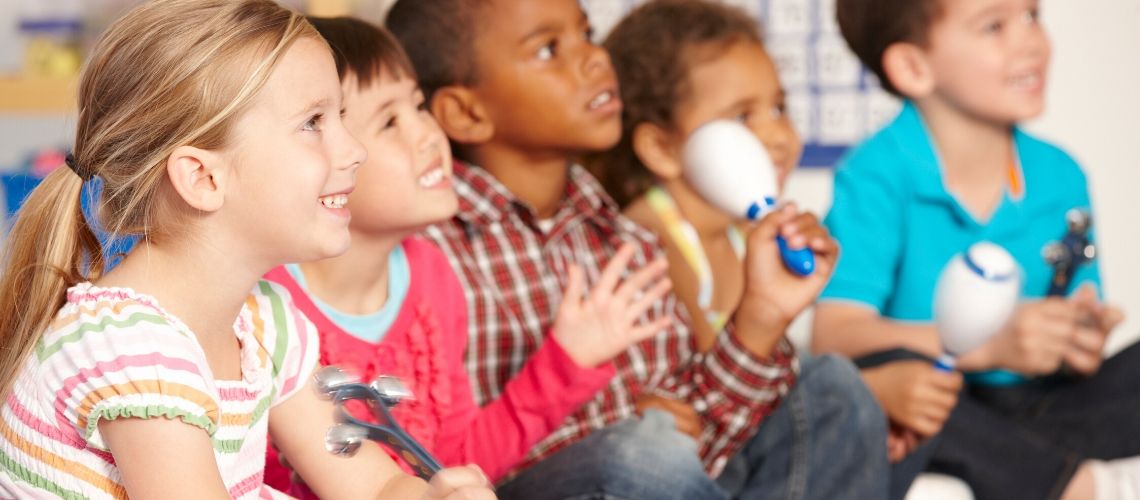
[422,465,496,500]
[634,394,702,440]
[553,244,673,368]
[887,423,922,463]
[972,298,1080,375]
[862,361,962,438]
[1062,285,1123,376]
[735,204,839,354]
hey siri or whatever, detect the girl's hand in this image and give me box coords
[735,204,839,353]
[553,243,673,367]
[422,465,496,500]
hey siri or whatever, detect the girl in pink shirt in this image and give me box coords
[264,17,672,494]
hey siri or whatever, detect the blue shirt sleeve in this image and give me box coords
[821,147,907,313]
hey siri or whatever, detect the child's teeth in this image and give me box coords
[320,194,347,209]
[418,168,444,188]
[590,91,611,109]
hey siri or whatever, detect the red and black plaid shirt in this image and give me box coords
[423,161,799,477]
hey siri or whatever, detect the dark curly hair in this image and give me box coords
[589,0,764,208]
[836,0,942,96]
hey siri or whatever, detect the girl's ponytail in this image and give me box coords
[0,166,103,397]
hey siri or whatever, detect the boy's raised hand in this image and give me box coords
[553,243,673,368]
[735,204,839,353]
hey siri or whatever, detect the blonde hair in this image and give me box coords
[0,0,318,397]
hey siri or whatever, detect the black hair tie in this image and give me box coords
[65,153,93,182]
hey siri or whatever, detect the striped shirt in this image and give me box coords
[423,162,799,477]
[0,281,318,499]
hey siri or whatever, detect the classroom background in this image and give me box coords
[1,0,1137,352]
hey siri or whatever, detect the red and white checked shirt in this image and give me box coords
[422,161,799,477]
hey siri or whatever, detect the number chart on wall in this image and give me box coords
[583,0,901,168]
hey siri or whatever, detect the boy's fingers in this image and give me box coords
[1098,305,1125,332]
[596,244,638,296]
[1063,347,1101,376]
[613,257,668,303]
[629,317,673,343]
[627,278,672,323]
[1070,325,1106,353]
[561,264,585,311]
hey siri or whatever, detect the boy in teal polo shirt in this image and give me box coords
[814,0,1140,498]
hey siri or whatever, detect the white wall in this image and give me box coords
[784,0,1140,353]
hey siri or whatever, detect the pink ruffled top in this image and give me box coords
[263,238,615,493]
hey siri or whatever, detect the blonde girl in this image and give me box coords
[0,1,493,498]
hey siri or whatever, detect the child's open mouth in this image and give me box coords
[588,89,621,113]
[319,194,349,209]
[1008,72,1042,92]
[418,166,448,188]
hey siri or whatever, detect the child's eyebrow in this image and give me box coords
[292,97,332,119]
[965,2,1015,24]
[519,22,561,44]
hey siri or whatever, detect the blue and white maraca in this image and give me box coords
[933,242,1021,371]
[680,120,815,276]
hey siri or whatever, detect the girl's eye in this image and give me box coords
[584,27,595,42]
[772,102,788,120]
[381,115,397,131]
[735,112,752,124]
[1023,8,1040,24]
[537,41,556,61]
[983,20,1004,34]
[302,113,324,132]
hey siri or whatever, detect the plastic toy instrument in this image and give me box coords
[681,120,815,276]
[314,366,443,480]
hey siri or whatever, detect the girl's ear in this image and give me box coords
[632,122,684,180]
[882,42,936,98]
[166,145,227,212]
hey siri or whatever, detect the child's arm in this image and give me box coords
[813,303,943,358]
[432,242,670,480]
[269,376,494,499]
[637,205,834,467]
[814,304,961,441]
[101,418,231,499]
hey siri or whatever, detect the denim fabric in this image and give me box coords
[496,354,889,500]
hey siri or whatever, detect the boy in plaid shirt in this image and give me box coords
[388,0,888,497]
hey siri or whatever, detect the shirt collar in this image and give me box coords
[451,159,620,230]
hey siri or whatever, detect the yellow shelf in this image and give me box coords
[0,75,78,114]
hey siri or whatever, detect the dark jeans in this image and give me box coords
[863,342,1140,500]
[929,341,1140,500]
[496,355,889,500]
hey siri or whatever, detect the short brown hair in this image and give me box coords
[590,0,763,208]
[836,0,942,96]
[384,0,488,103]
[307,16,415,88]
